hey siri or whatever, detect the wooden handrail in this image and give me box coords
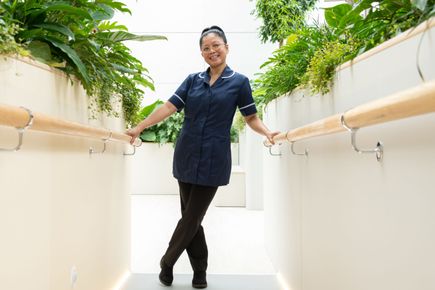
[265,80,435,146]
[0,103,141,148]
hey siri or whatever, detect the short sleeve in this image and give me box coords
[237,77,257,116]
[168,75,192,112]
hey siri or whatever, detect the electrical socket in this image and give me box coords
[70,266,78,289]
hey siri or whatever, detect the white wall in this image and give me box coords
[115,0,276,106]
[0,56,130,290]
[116,0,276,199]
[262,25,435,290]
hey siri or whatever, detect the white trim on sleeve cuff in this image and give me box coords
[239,103,255,110]
[173,93,185,105]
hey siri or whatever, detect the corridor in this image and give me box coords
[125,195,279,289]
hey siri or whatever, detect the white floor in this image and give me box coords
[123,273,281,290]
[131,194,276,275]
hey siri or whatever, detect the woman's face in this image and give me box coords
[200,33,228,68]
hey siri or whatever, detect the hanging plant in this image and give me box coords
[0,0,166,126]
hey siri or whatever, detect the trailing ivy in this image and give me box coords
[0,0,166,126]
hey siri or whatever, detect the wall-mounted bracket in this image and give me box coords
[89,131,112,155]
[123,144,137,156]
[341,115,383,162]
[264,142,282,157]
[290,141,308,157]
[0,107,34,152]
[286,132,308,157]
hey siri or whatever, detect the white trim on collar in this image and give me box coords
[198,72,205,79]
[222,71,235,79]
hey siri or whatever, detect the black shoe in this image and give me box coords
[192,271,207,289]
[159,257,173,286]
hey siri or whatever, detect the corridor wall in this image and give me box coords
[0,56,131,290]
[262,25,435,290]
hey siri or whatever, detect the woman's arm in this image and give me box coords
[244,113,280,145]
[126,101,177,144]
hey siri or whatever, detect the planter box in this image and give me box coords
[261,21,435,290]
[0,56,130,290]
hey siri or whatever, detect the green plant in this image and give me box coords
[138,100,184,144]
[253,25,334,103]
[230,125,239,143]
[252,0,317,44]
[325,0,435,54]
[0,0,166,126]
[250,0,435,108]
[0,5,28,55]
[233,111,247,135]
[301,38,359,94]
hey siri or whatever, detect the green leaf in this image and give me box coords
[27,40,52,61]
[91,3,114,20]
[134,76,155,90]
[111,63,136,74]
[17,28,45,40]
[27,40,65,67]
[138,100,164,119]
[44,4,93,19]
[352,0,378,15]
[324,3,353,28]
[45,36,90,85]
[98,21,128,32]
[101,31,167,42]
[34,23,75,41]
[140,130,156,142]
[26,3,92,20]
[411,0,428,11]
[97,0,131,14]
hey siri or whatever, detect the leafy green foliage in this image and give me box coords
[325,0,435,54]
[251,0,435,110]
[0,6,28,55]
[0,0,166,126]
[301,39,359,95]
[253,25,334,103]
[137,101,184,144]
[253,0,317,44]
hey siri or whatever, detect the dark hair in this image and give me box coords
[199,25,227,47]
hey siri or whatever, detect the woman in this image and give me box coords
[127,26,279,289]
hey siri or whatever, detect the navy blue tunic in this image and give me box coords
[168,66,257,187]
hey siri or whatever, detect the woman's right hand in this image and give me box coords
[126,127,141,144]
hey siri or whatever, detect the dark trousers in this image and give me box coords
[163,181,218,272]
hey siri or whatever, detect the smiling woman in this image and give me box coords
[126,25,279,289]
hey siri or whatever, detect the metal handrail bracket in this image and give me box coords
[0,107,34,152]
[341,115,384,162]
